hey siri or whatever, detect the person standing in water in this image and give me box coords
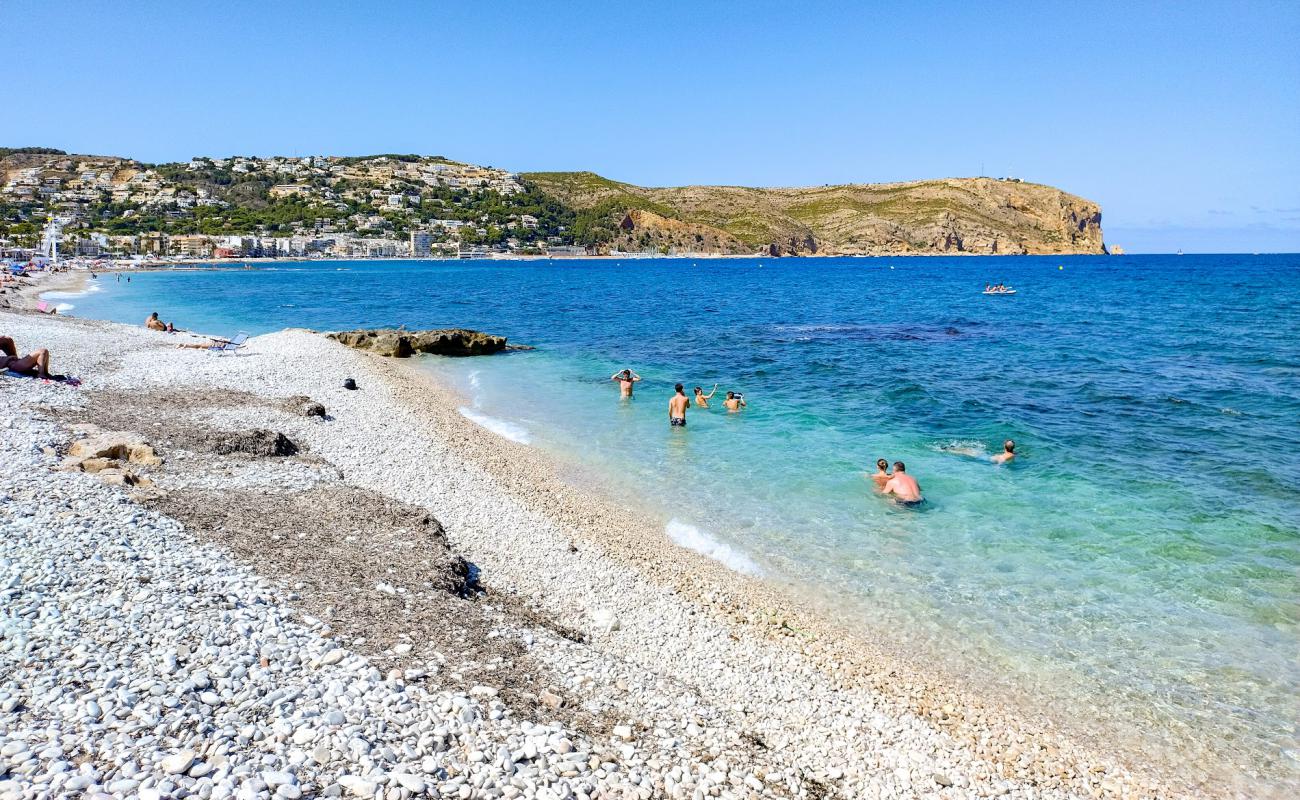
[881,461,923,504]
[694,384,718,408]
[610,368,642,397]
[669,383,690,427]
[723,391,746,412]
[992,439,1016,464]
[870,458,892,489]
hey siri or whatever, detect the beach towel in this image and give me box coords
[3,370,81,387]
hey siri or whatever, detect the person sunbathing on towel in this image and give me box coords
[0,335,52,378]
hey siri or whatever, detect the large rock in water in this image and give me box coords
[327,328,509,357]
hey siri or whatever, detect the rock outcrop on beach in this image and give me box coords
[327,328,509,357]
[526,171,1106,256]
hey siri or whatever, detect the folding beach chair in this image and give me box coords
[206,332,249,355]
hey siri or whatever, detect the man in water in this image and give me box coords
[693,384,717,408]
[870,458,892,488]
[669,383,690,427]
[881,461,923,504]
[992,439,1016,464]
[611,368,642,397]
[723,391,746,412]
[0,335,53,379]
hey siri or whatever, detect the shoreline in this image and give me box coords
[23,249,1120,274]
[0,288,1271,798]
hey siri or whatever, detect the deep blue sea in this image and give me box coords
[56,255,1300,788]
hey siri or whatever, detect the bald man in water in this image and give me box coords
[881,461,923,504]
[992,440,1016,464]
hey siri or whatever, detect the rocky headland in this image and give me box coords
[525,172,1105,257]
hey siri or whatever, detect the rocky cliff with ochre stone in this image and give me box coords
[525,172,1105,256]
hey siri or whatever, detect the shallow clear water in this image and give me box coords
[64,256,1300,788]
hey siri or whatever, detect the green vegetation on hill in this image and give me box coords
[0,148,1103,256]
[0,147,67,158]
[524,171,1105,255]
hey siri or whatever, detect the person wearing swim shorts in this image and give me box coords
[669,383,690,427]
[881,461,923,504]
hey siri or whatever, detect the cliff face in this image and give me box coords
[526,173,1104,256]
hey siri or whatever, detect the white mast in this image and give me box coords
[41,216,65,266]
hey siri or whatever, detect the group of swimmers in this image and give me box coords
[610,369,746,428]
[869,460,923,503]
[868,440,1014,505]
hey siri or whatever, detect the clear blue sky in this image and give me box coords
[5,0,1298,252]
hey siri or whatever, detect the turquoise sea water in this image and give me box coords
[61,256,1299,790]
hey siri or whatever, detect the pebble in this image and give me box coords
[161,750,196,775]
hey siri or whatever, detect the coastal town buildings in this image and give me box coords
[1,151,561,262]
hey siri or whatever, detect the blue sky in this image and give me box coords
[4,1,1297,252]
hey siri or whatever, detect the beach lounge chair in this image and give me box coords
[206,332,248,355]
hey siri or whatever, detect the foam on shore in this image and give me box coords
[37,277,103,313]
[457,406,532,444]
[665,519,764,576]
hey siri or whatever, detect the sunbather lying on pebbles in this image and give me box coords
[0,334,52,378]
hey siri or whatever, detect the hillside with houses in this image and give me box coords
[1,147,1104,260]
[0,149,584,260]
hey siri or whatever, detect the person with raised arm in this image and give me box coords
[611,368,642,397]
[693,384,718,408]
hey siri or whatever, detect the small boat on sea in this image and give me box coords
[983,289,1016,295]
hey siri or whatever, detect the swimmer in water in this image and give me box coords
[693,384,718,408]
[669,383,690,427]
[610,368,642,397]
[723,391,746,412]
[992,439,1015,464]
[870,458,892,489]
[881,461,923,504]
